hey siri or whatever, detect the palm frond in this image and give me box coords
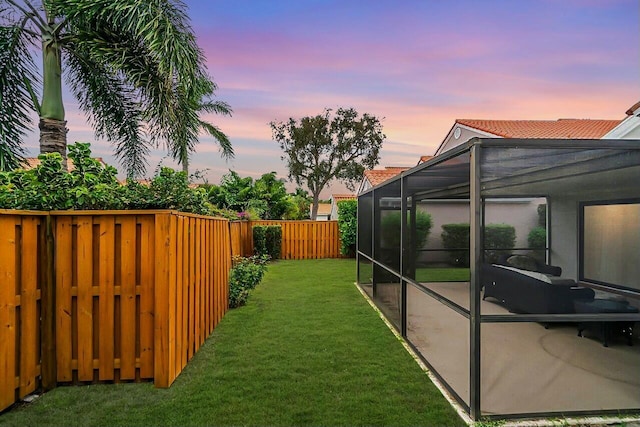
[199,120,234,160]
[64,43,150,178]
[0,24,40,162]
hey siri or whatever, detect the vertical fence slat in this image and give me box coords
[194,219,201,351]
[153,213,171,388]
[139,216,154,379]
[0,216,17,411]
[76,218,94,381]
[55,217,73,382]
[175,216,184,376]
[98,216,115,381]
[19,217,39,397]
[119,217,136,380]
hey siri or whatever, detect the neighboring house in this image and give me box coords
[417,155,433,165]
[329,193,356,220]
[357,166,410,194]
[313,203,332,221]
[603,101,640,139]
[434,118,621,156]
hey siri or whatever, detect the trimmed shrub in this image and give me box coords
[253,225,282,259]
[337,199,357,256]
[441,223,516,265]
[380,210,432,249]
[484,223,516,262]
[228,255,269,308]
[441,223,470,266]
[528,226,546,248]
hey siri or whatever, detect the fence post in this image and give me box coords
[40,215,56,390]
[154,213,172,388]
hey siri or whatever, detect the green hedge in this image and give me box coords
[0,142,238,218]
[441,223,470,266]
[337,199,357,256]
[441,223,516,266]
[380,210,432,249]
[253,225,282,259]
[528,226,546,248]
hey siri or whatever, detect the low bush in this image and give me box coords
[441,223,470,266]
[228,255,269,308]
[441,223,516,265]
[337,199,357,256]
[380,210,432,249]
[528,226,546,248]
[484,223,516,262]
[253,225,282,259]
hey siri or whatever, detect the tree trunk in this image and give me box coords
[39,118,68,165]
[182,157,189,174]
[310,192,320,220]
[40,23,67,165]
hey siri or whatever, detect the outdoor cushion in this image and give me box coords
[506,255,538,272]
[493,264,552,283]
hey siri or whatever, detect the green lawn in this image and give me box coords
[0,259,463,427]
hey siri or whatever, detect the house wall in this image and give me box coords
[551,189,640,292]
[436,125,496,155]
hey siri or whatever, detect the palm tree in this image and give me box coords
[1,0,232,177]
[171,93,233,175]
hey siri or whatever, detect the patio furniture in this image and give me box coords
[574,299,638,347]
[481,255,595,314]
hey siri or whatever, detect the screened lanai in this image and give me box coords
[357,138,640,421]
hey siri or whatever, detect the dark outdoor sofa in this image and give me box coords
[481,255,595,314]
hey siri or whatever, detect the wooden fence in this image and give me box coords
[1,213,342,412]
[0,210,231,411]
[0,212,47,411]
[230,220,342,259]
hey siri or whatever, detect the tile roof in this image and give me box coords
[363,167,410,186]
[418,155,434,164]
[456,119,621,139]
[331,193,356,202]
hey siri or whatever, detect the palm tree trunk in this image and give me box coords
[39,117,68,162]
[39,24,67,166]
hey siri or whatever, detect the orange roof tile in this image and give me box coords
[331,193,356,202]
[456,119,620,139]
[418,155,434,164]
[363,167,410,186]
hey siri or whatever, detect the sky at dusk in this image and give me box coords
[21,0,639,197]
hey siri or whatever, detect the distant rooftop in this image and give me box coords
[456,119,621,139]
[363,167,410,187]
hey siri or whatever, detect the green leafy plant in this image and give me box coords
[528,226,546,249]
[441,223,516,266]
[337,199,357,256]
[0,142,221,216]
[228,255,269,308]
[253,225,282,259]
[380,210,432,249]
